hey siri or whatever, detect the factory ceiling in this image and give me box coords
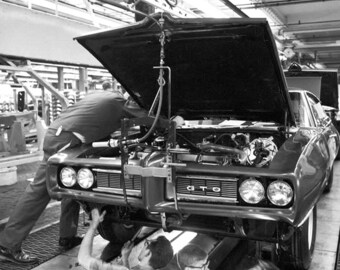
[166,0,340,70]
[254,0,340,70]
[86,0,340,70]
[2,0,340,70]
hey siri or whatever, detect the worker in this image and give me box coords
[0,89,146,264]
[237,256,280,270]
[163,244,209,270]
[78,208,174,270]
[102,80,125,99]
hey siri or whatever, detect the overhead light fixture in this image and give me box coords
[183,0,227,18]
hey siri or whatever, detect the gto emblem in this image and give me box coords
[186,185,221,192]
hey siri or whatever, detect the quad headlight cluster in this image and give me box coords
[239,178,293,206]
[60,167,94,189]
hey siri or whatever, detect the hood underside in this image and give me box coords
[76,13,295,125]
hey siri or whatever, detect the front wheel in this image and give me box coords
[279,206,317,270]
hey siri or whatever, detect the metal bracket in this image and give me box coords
[124,164,171,178]
[160,212,167,230]
[234,218,247,237]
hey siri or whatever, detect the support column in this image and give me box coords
[79,67,88,94]
[12,88,17,111]
[58,66,64,92]
[41,87,47,123]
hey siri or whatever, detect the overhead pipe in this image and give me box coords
[293,43,340,52]
[239,0,338,9]
[283,34,340,42]
[282,24,340,34]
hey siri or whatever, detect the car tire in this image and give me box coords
[97,213,141,243]
[279,206,317,270]
[324,167,334,193]
[96,215,140,262]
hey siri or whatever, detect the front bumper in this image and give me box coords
[46,150,319,237]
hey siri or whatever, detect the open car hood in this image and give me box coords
[76,13,295,125]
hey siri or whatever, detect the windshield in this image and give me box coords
[289,92,313,127]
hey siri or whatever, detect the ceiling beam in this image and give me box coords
[83,0,100,27]
[283,26,340,35]
[285,35,340,43]
[294,44,340,51]
[219,0,248,18]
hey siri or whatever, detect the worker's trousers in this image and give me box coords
[0,128,81,250]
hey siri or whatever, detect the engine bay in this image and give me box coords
[171,129,280,167]
[85,120,285,168]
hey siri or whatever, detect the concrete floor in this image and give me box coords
[309,160,340,270]
[31,235,106,270]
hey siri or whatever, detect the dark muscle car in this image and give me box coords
[46,13,339,270]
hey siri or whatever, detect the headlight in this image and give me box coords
[267,180,293,206]
[239,178,265,204]
[60,167,76,187]
[77,168,94,189]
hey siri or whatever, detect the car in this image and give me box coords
[284,63,340,129]
[284,63,339,111]
[46,13,339,270]
[284,63,340,160]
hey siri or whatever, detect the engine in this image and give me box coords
[147,131,279,168]
[86,128,280,168]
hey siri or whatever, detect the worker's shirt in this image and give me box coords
[89,258,129,270]
[88,258,154,270]
[50,91,145,143]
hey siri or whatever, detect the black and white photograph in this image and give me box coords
[0,1,340,269]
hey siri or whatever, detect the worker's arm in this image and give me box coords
[121,241,134,268]
[78,208,130,270]
[78,208,105,269]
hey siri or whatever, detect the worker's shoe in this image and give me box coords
[0,245,38,264]
[59,236,83,250]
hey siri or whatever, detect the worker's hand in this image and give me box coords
[121,240,134,263]
[171,115,185,127]
[90,208,106,228]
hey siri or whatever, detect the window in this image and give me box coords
[289,92,313,127]
[306,92,328,127]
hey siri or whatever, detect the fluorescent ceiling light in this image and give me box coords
[184,0,227,18]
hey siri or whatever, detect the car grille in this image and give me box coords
[174,175,238,203]
[92,169,141,197]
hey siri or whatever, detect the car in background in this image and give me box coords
[285,63,340,159]
[284,63,340,126]
[47,14,339,270]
